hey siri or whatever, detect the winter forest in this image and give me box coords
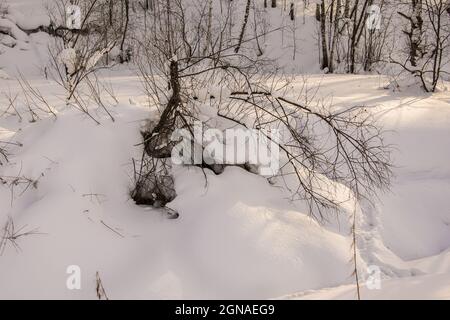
[0,0,449,300]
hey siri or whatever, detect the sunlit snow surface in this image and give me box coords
[0,0,449,300]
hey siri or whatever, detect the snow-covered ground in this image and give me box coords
[0,73,448,300]
[0,0,449,300]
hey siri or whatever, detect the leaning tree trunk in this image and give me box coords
[144,60,181,159]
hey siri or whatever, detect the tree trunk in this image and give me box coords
[329,0,342,73]
[235,0,252,53]
[289,2,295,21]
[320,1,329,70]
[144,60,181,158]
[411,0,424,67]
[204,0,213,54]
[109,0,113,26]
[119,0,130,63]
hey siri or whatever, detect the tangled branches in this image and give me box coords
[222,91,392,220]
[133,0,392,221]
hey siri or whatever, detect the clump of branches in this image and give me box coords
[223,91,392,220]
[131,147,179,219]
[0,171,42,206]
[1,92,22,121]
[131,154,176,207]
[0,216,43,255]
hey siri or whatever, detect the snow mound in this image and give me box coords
[0,18,28,42]
[169,166,354,299]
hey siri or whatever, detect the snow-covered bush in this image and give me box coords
[46,0,118,116]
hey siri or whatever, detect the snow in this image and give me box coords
[0,0,449,300]
[5,8,49,30]
[0,87,354,299]
[281,273,450,300]
[58,48,77,74]
[0,34,16,48]
[0,72,448,300]
[0,18,28,42]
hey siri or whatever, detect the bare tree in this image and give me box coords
[225,90,392,220]
[315,0,392,73]
[133,0,392,222]
[235,0,252,53]
[45,0,118,119]
[318,0,330,71]
[392,0,450,92]
[119,0,131,63]
[132,0,270,207]
[398,0,425,67]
